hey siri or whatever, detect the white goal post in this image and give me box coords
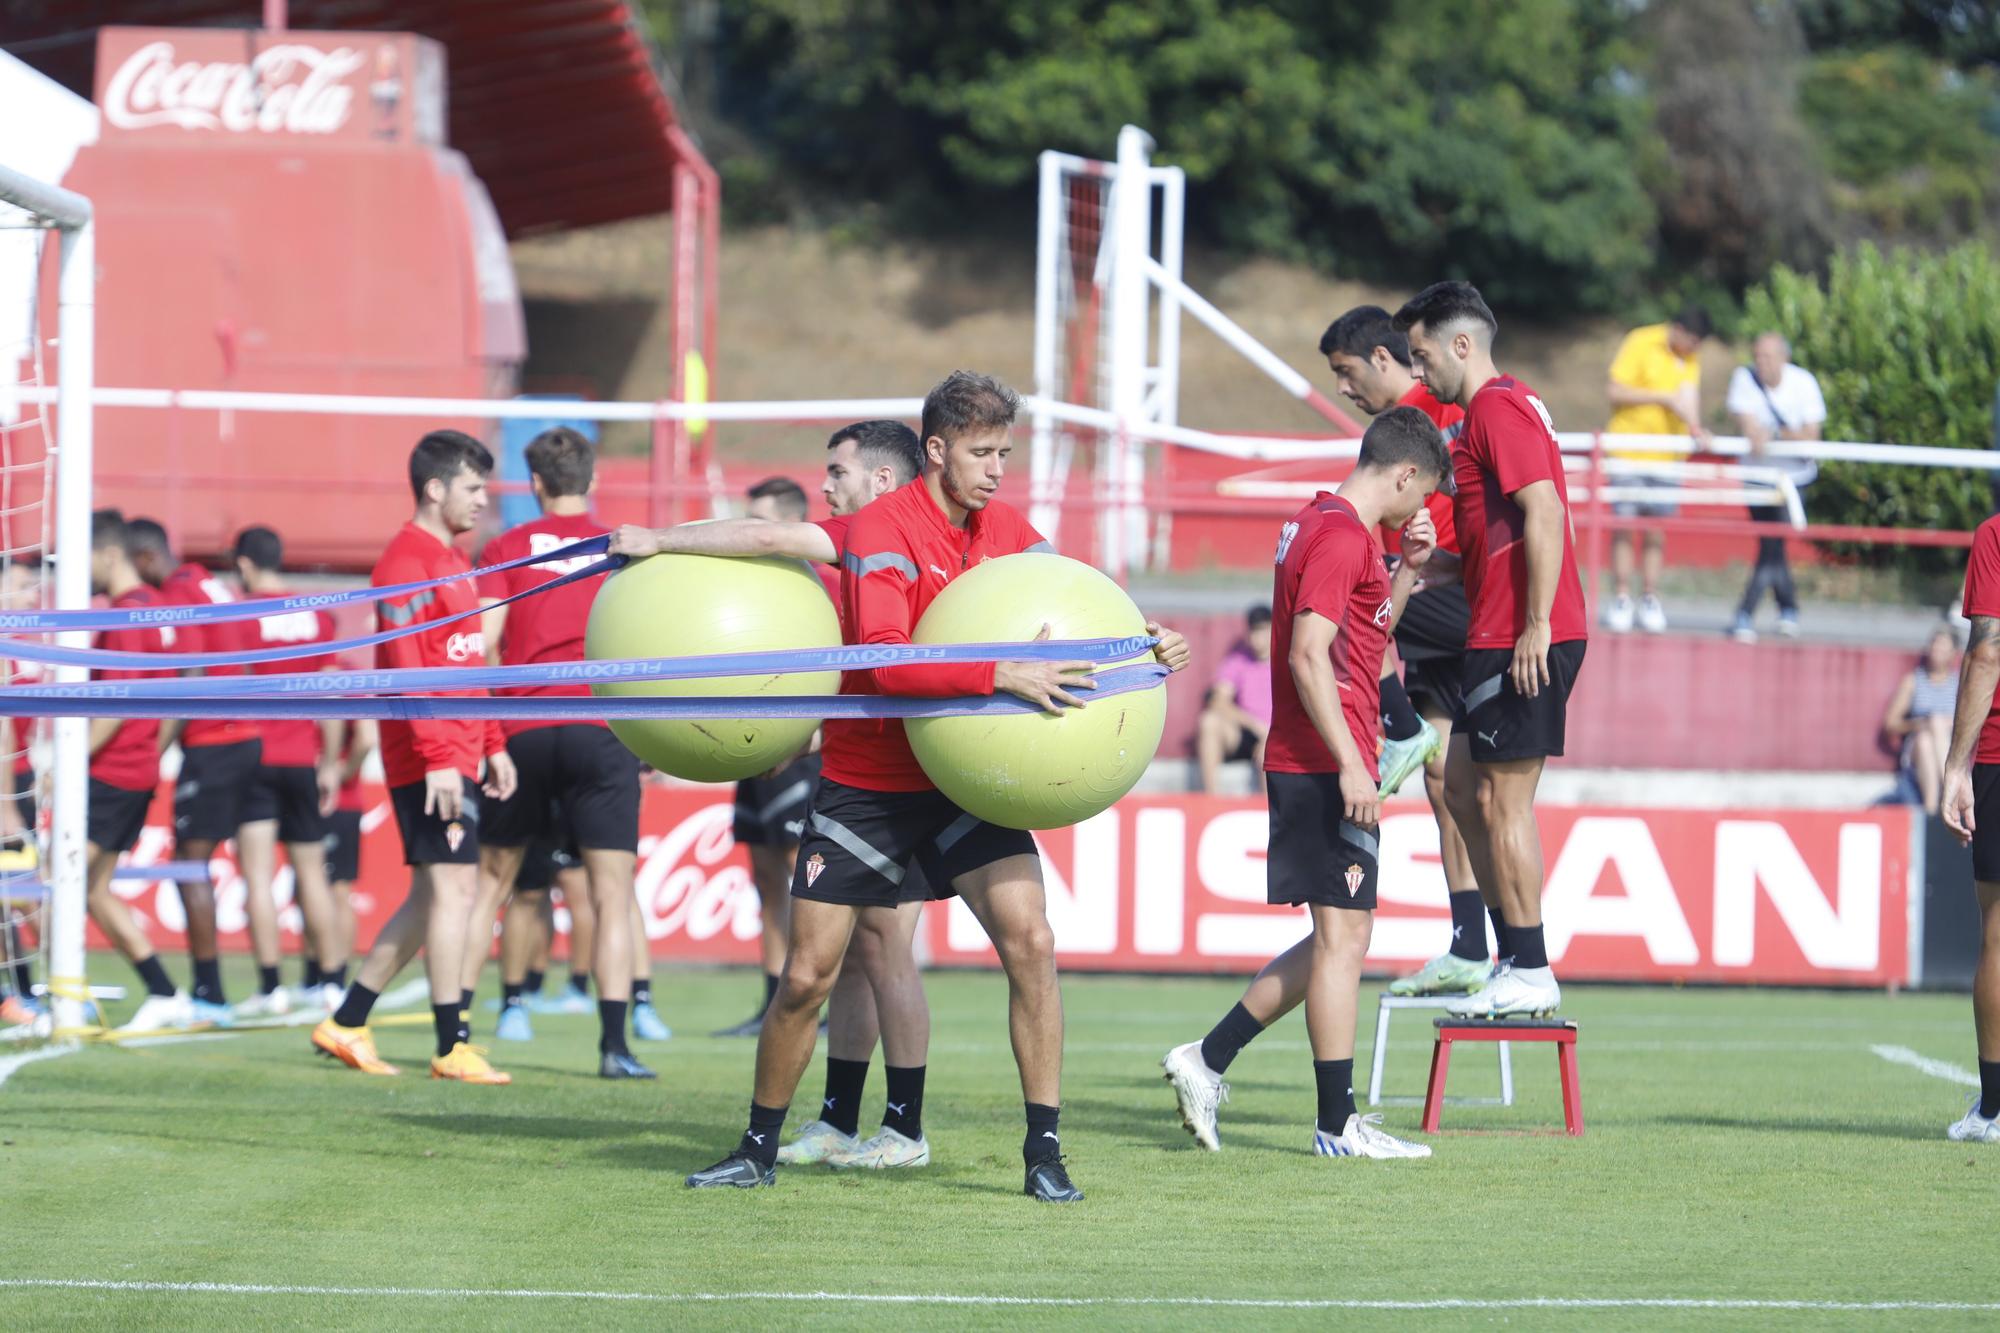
[0,162,93,1037]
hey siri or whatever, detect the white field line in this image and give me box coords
[1871,1044,1980,1088]
[0,1279,1996,1312]
[0,1040,79,1088]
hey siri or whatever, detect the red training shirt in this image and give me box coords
[160,562,259,749]
[373,522,503,788]
[91,584,178,792]
[811,515,849,609]
[1380,383,1465,557]
[1265,494,1392,781]
[475,512,611,737]
[1453,375,1590,651]
[246,593,337,768]
[1962,515,2000,765]
[820,480,1050,792]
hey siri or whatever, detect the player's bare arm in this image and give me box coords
[1510,479,1565,700]
[1943,614,2000,844]
[609,519,838,566]
[1287,610,1378,829]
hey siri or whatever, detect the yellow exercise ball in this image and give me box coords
[906,552,1165,830]
[584,550,841,782]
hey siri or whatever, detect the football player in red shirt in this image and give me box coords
[1395,281,1590,1020]
[312,718,376,1007]
[614,419,939,1170]
[1162,409,1446,1158]
[467,427,651,1079]
[1319,304,1502,1000]
[311,431,518,1082]
[229,526,343,1019]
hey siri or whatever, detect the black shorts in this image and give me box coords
[388,778,480,867]
[1394,583,1470,663]
[88,778,154,856]
[1456,640,1587,763]
[243,765,329,844]
[515,831,580,892]
[734,754,822,847]
[790,778,1036,909]
[1404,655,1464,722]
[1223,732,1260,764]
[1264,771,1379,910]
[484,725,640,854]
[174,739,263,843]
[1974,766,2000,883]
[324,808,363,883]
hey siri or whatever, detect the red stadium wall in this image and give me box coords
[86,785,1913,989]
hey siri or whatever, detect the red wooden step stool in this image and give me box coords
[1422,1018,1583,1136]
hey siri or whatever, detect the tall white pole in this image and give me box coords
[1106,125,1153,579]
[48,218,94,1034]
[1030,151,1062,543]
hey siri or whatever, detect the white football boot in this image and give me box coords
[1162,1040,1230,1151]
[825,1126,931,1169]
[775,1119,861,1166]
[1312,1113,1432,1159]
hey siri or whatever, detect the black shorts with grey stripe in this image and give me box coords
[789,777,1036,909]
[733,754,821,848]
[1264,771,1379,910]
[1453,640,1587,764]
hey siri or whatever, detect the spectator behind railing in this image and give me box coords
[1727,333,1826,643]
[1195,604,1273,795]
[1603,305,1713,636]
[1883,625,1961,814]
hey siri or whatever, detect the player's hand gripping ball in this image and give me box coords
[584,549,840,782]
[906,553,1166,830]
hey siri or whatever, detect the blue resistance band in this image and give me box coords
[1,664,1169,722]
[9,635,1160,701]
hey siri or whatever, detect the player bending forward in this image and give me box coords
[1163,407,1447,1157]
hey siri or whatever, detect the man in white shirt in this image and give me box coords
[1726,332,1826,641]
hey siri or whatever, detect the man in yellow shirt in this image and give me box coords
[1603,307,1712,633]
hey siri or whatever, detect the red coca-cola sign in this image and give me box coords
[95,27,445,147]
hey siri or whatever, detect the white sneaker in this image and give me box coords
[118,991,195,1033]
[1162,1039,1229,1151]
[775,1119,861,1166]
[1947,1098,2000,1143]
[1444,965,1561,1018]
[825,1125,931,1169]
[1602,594,1635,634]
[1312,1113,1432,1159]
[1638,595,1668,634]
[233,989,292,1020]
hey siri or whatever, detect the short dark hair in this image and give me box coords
[920,371,1019,449]
[524,427,595,499]
[1672,305,1714,340]
[829,419,924,486]
[234,526,283,572]
[747,476,809,521]
[91,508,127,551]
[1246,603,1273,629]
[408,429,493,503]
[123,517,170,561]
[1392,282,1498,342]
[1318,305,1410,368]
[1357,405,1452,489]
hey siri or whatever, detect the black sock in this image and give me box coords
[134,954,175,999]
[1200,1002,1266,1075]
[760,971,780,1015]
[598,1000,630,1056]
[524,967,545,995]
[1315,1057,1357,1134]
[1448,891,1489,962]
[1024,1102,1061,1164]
[633,977,653,1007]
[1489,907,1512,964]
[303,959,324,989]
[740,1101,787,1168]
[258,964,281,996]
[191,957,223,1004]
[820,1057,869,1137]
[328,963,348,988]
[568,971,590,998]
[502,981,523,1008]
[1981,1060,2000,1120]
[882,1065,926,1141]
[1510,923,1549,970]
[333,983,378,1028]
[1378,674,1422,742]
[433,1001,468,1057]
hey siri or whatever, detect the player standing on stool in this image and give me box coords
[469,427,651,1079]
[1940,514,2000,1142]
[311,431,518,1082]
[1162,409,1447,1156]
[1395,282,1589,1020]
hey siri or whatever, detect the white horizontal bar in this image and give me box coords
[0,164,91,230]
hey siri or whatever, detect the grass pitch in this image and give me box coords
[3,956,1997,1329]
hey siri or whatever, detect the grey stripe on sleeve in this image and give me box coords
[842,550,920,581]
